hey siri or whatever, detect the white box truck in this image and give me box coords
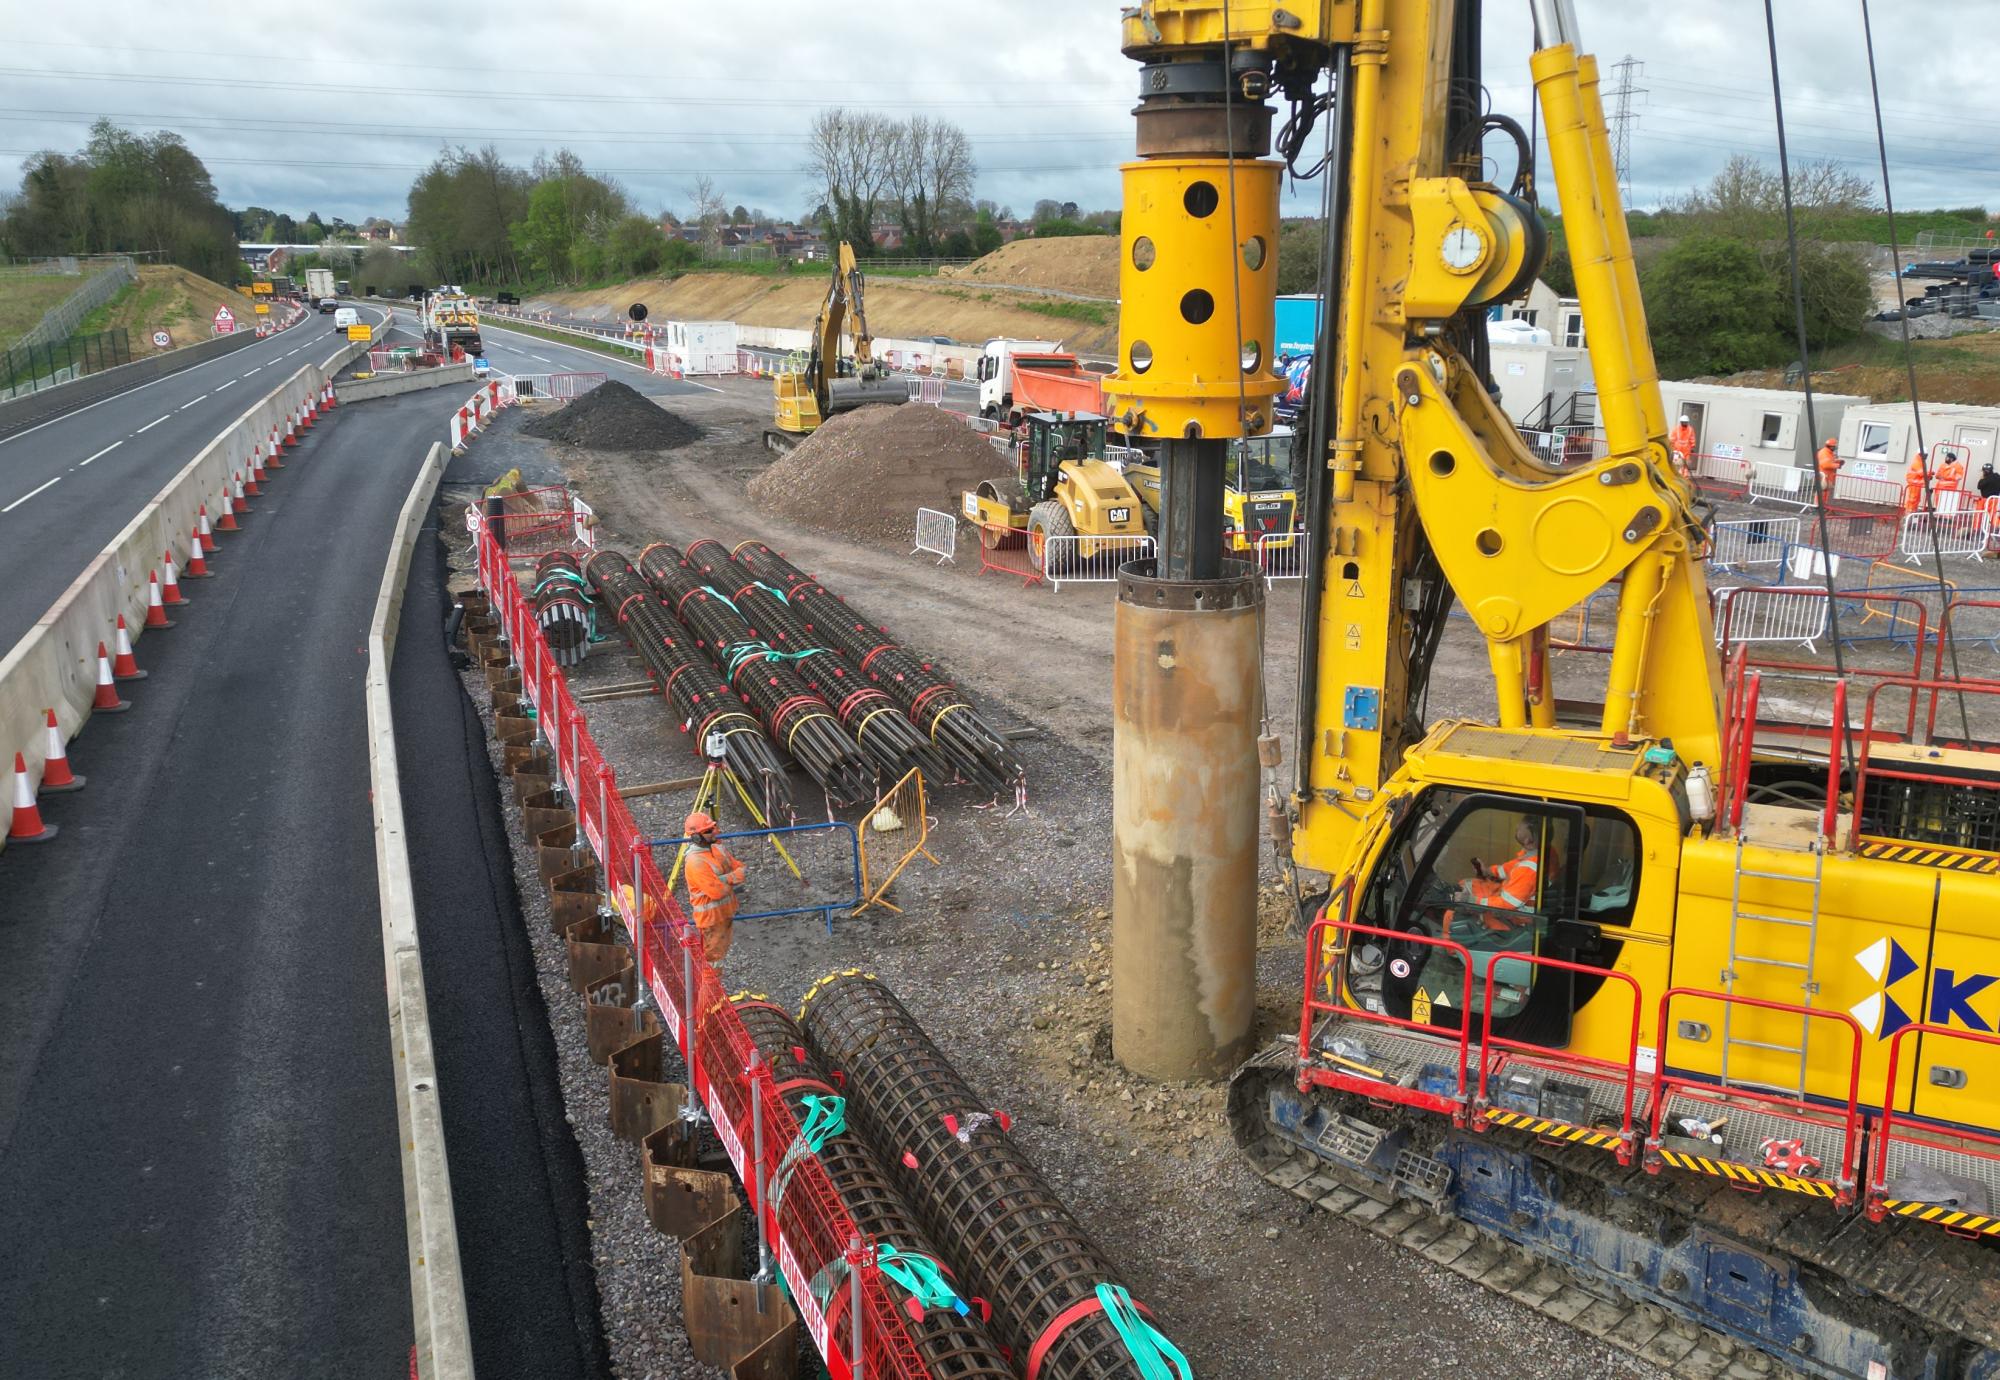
[305,268,336,300]
[664,320,739,376]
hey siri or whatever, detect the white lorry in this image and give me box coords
[974,338,1067,417]
[305,268,336,300]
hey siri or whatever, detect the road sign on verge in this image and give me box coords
[213,306,235,334]
[347,324,374,343]
[150,329,172,349]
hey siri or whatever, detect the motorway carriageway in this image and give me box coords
[0,384,604,1377]
[0,305,393,654]
[470,316,722,399]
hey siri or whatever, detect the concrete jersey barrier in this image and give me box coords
[0,332,374,842]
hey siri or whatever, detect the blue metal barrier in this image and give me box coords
[648,821,862,935]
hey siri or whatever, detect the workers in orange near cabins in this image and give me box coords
[1905,449,1931,513]
[1669,415,1697,479]
[1935,450,1968,512]
[683,811,746,963]
[1815,439,1841,499]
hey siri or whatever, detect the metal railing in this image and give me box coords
[1255,530,1305,585]
[911,507,956,564]
[0,327,133,396]
[1709,517,1799,572]
[1040,532,1154,591]
[1899,509,1991,561]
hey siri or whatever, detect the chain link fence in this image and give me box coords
[0,328,134,398]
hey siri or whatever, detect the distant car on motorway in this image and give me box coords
[926,334,954,345]
[317,298,338,314]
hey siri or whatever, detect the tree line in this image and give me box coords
[0,119,239,283]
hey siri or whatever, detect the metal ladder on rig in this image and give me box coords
[1719,831,1825,1099]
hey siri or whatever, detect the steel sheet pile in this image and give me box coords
[802,973,1182,1380]
[637,541,875,806]
[685,539,957,787]
[729,541,1025,794]
[582,549,792,819]
[532,550,594,668]
[730,997,1015,1380]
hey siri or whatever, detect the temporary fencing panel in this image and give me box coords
[911,507,956,564]
[1255,531,1305,585]
[905,377,946,406]
[1693,451,1751,497]
[972,521,1041,587]
[856,768,938,914]
[472,513,937,1380]
[1713,586,1832,651]
[1709,517,1799,572]
[1833,472,1903,510]
[509,371,608,403]
[1041,533,1155,591]
[1747,460,1816,507]
[1900,509,1991,562]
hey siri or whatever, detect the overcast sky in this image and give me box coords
[1,1,1993,230]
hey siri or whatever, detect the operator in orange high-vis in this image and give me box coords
[1904,448,1931,513]
[683,811,747,962]
[1935,449,1968,512]
[1455,818,1547,935]
[1815,439,1841,498]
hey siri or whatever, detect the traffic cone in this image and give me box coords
[198,505,219,552]
[91,642,129,713]
[245,456,264,496]
[267,427,284,469]
[39,710,82,792]
[324,379,337,410]
[302,393,317,428]
[8,753,58,843]
[214,488,239,532]
[111,615,146,680]
[161,551,188,604]
[283,411,299,448]
[230,471,250,515]
[145,570,175,628]
[184,529,213,579]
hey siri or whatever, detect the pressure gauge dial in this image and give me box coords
[1441,225,1486,272]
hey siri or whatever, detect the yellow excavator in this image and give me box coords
[1100,3,2000,1376]
[768,240,904,450]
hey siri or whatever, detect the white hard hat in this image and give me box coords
[1679,414,1691,423]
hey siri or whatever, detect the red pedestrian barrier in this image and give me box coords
[39,710,83,792]
[8,752,58,843]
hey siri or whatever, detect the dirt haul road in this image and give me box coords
[459,378,1666,1380]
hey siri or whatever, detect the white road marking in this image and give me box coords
[215,379,237,391]
[2,475,61,513]
[79,441,122,467]
[244,366,262,375]
[527,352,553,363]
[179,395,208,409]
[135,414,170,434]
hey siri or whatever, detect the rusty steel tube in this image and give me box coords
[801,972,1174,1380]
[730,998,1014,1380]
[1112,561,1261,1080]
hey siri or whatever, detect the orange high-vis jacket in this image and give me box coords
[1669,425,1696,459]
[1816,444,1840,489]
[1468,847,1540,913]
[1937,458,1966,492]
[686,842,746,930]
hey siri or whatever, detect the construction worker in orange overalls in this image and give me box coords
[1449,819,1546,938]
[1815,438,1841,500]
[1669,415,1697,480]
[1904,448,1931,513]
[1935,450,1968,513]
[683,811,746,963]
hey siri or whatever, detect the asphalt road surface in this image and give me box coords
[473,317,721,400]
[0,383,603,1378]
[0,303,393,653]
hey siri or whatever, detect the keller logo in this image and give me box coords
[1848,937,1999,1038]
[1848,937,1920,1039]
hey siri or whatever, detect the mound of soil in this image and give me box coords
[521,380,704,450]
[748,403,1013,545]
[949,237,1120,298]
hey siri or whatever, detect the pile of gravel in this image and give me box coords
[523,380,704,451]
[747,403,1014,545]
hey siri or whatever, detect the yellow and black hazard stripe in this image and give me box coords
[1483,1108,1624,1152]
[1657,1148,1841,1197]
[1879,1199,2000,1235]
[1857,838,2000,873]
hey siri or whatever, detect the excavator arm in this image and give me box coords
[774,241,898,436]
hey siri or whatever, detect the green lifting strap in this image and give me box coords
[767,1093,845,1221]
[1097,1283,1192,1380]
